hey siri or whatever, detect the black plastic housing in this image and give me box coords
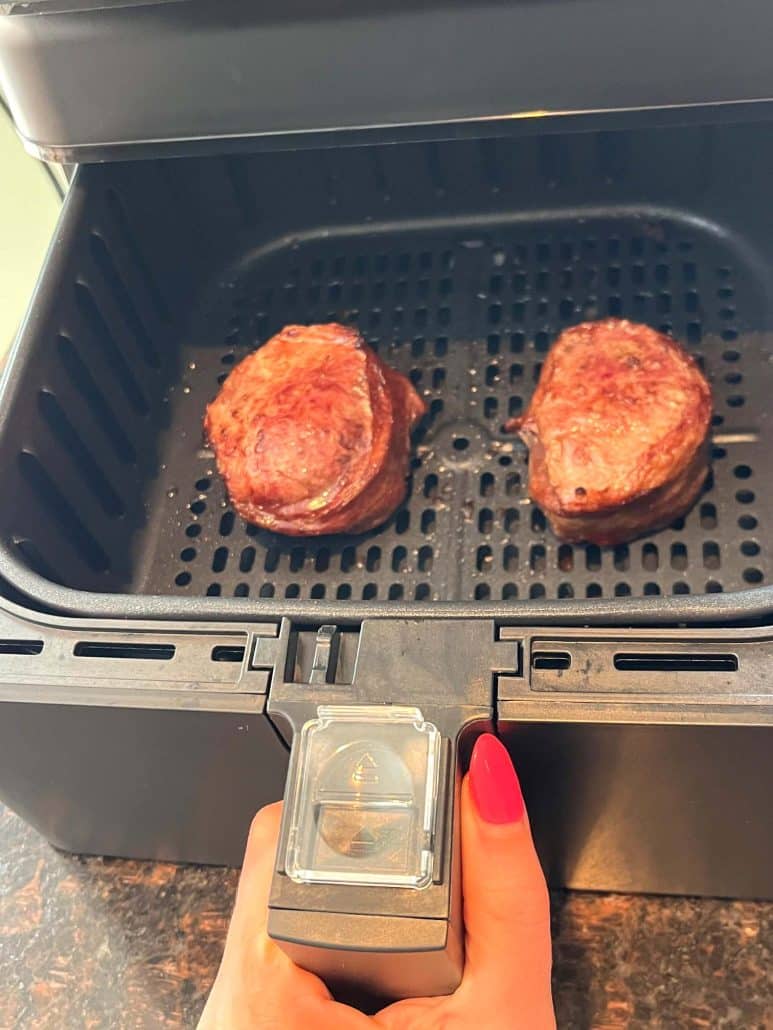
[4,0,773,163]
[0,600,771,897]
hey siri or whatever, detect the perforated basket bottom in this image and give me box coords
[146,212,772,603]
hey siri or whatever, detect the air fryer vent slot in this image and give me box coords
[73,642,175,660]
[532,651,571,671]
[613,653,738,673]
[211,645,246,663]
[0,640,44,656]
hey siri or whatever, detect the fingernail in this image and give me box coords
[469,734,525,824]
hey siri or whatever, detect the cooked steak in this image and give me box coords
[205,323,426,535]
[505,319,713,546]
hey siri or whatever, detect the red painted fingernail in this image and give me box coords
[469,734,525,824]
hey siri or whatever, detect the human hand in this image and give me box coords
[198,733,555,1029]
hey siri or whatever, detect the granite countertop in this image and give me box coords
[1,804,771,1030]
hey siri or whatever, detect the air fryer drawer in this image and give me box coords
[0,123,771,622]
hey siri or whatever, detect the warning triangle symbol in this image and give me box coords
[352,752,379,785]
[352,826,378,845]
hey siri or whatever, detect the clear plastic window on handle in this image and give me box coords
[284,705,442,889]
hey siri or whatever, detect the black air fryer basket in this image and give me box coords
[0,126,771,622]
[0,0,771,900]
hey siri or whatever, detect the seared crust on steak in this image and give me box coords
[205,323,426,535]
[505,319,713,546]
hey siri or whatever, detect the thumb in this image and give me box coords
[459,734,554,1024]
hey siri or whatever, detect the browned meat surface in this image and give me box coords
[204,323,426,535]
[505,319,713,546]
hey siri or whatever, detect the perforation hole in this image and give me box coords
[557,544,573,572]
[336,584,351,599]
[480,472,495,497]
[212,547,228,573]
[310,584,325,599]
[642,543,659,571]
[585,583,602,598]
[418,545,433,572]
[672,582,690,594]
[239,546,256,573]
[585,545,602,572]
[614,583,631,597]
[475,584,491,600]
[498,543,517,576]
[362,583,378,600]
[530,508,546,533]
[734,464,752,480]
[702,541,720,569]
[415,583,431,600]
[613,545,630,571]
[529,583,546,599]
[504,508,519,532]
[478,508,493,534]
[743,567,763,584]
[396,510,411,533]
[477,545,493,572]
[175,572,191,587]
[264,547,280,573]
[736,490,755,505]
[687,322,702,344]
[700,503,717,530]
[421,509,436,534]
[739,514,758,530]
[670,542,688,571]
[505,473,521,495]
[366,546,381,572]
[741,541,760,557]
[424,473,439,499]
[342,543,356,576]
[643,582,661,595]
[530,545,546,573]
[392,546,408,573]
[501,583,518,600]
[705,580,722,593]
[180,547,196,563]
[558,582,574,599]
[485,363,500,386]
[206,583,222,596]
[185,523,201,538]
